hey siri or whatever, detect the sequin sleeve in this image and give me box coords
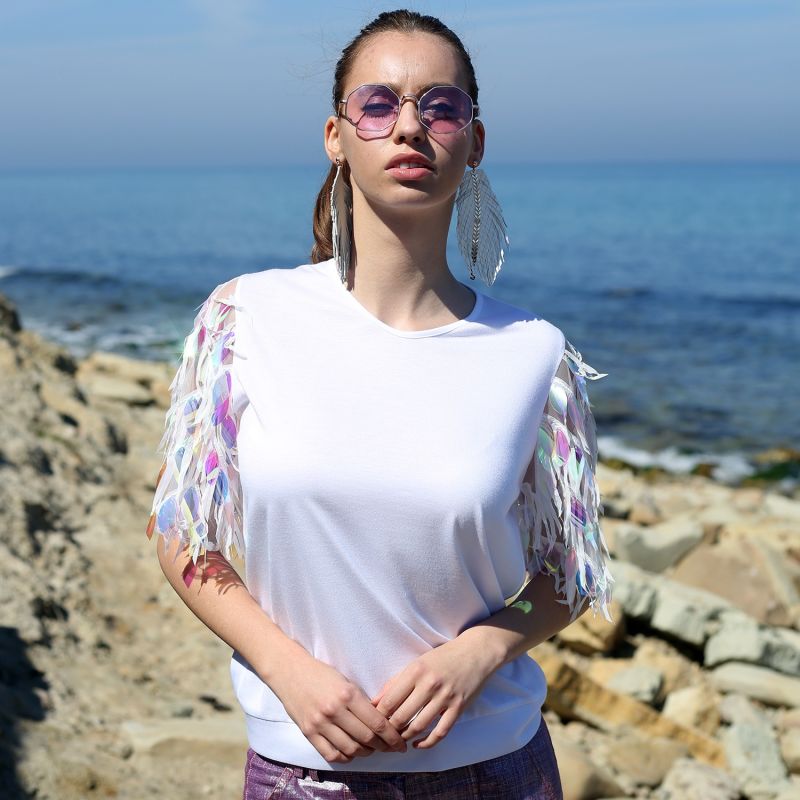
[145,278,246,573]
[517,337,615,623]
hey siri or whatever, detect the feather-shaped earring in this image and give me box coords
[455,161,509,287]
[330,158,353,285]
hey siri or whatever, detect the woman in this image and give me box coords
[146,9,614,799]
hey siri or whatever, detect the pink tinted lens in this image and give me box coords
[420,86,473,133]
[346,85,400,131]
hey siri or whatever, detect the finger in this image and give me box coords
[397,698,441,740]
[349,695,408,752]
[387,688,435,735]
[309,731,357,764]
[412,705,459,749]
[322,696,404,754]
[374,678,415,719]
[321,720,376,761]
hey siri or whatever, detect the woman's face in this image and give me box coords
[324,31,485,213]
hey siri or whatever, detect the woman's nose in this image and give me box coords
[393,96,425,138]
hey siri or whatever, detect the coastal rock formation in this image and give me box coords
[1,289,799,799]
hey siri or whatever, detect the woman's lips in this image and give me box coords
[386,165,434,180]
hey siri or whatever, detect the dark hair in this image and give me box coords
[310,9,479,263]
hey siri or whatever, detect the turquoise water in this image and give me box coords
[1,162,798,483]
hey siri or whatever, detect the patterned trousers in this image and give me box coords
[242,716,563,799]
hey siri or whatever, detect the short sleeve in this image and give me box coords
[516,336,615,623]
[146,278,246,569]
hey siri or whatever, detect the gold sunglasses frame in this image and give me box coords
[336,83,480,134]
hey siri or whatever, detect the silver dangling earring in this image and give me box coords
[455,160,509,287]
[330,157,353,285]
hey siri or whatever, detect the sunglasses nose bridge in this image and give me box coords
[398,93,420,105]
[395,93,424,128]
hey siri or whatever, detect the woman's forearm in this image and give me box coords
[156,536,312,686]
[457,571,589,671]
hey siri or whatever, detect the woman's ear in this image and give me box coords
[470,119,486,167]
[324,116,344,165]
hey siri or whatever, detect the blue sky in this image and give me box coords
[0,0,798,168]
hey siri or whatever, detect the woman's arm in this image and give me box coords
[455,569,589,671]
[156,538,408,762]
[156,536,309,688]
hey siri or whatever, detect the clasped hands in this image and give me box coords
[367,630,500,752]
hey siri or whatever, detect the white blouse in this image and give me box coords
[147,258,613,771]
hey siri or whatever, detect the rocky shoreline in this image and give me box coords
[1,290,798,799]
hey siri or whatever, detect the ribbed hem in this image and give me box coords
[244,703,542,772]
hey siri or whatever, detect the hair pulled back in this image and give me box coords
[310,9,479,263]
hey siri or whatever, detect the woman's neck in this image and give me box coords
[347,192,475,329]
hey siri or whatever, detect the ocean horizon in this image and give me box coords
[1,161,798,489]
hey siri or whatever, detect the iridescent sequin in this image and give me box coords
[516,339,615,623]
[146,281,246,565]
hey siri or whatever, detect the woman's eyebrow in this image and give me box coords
[381,81,454,93]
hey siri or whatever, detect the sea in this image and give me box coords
[1,162,798,488]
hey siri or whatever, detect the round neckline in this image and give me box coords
[322,257,484,339]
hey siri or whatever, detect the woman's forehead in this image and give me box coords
[347,33,464,93]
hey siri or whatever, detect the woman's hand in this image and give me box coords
[270,653,408,763]
[369,630,503,750]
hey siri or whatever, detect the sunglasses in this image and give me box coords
[337,83,478,136]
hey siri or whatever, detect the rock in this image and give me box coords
[77,372,154,406]
[170,703,195,718]
[656,756,742,800]
[671,539,800,627]
[587,658,631,687]
[775,776,800,800]
[548,726,624,800]
[662,685,722,734]
[614,516,703,572]
[606,558,659,619]
[82,351,172,386]
[764,493,800,523]
[720,517,800,581]
[627,491,664,526]
[705,610,800,675]
[780,727,800,773]
[718,693,766,726]
[38,379,118,450]
[604,730,689,787]
[711,662,800,708]
[120,716,248,760]
[748,538,800,623]
[557,599,625,655]
[696,501,746,535]
[650,585,715,647]
[0,293,22,334]
[6,286,800,800]
[722,703,791,799]
[606,664,664,705]
[732,487,767,512]
[777,708,800,731]
[609,559,730,647]
[632,637,697,700]
[532,645,725,766]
